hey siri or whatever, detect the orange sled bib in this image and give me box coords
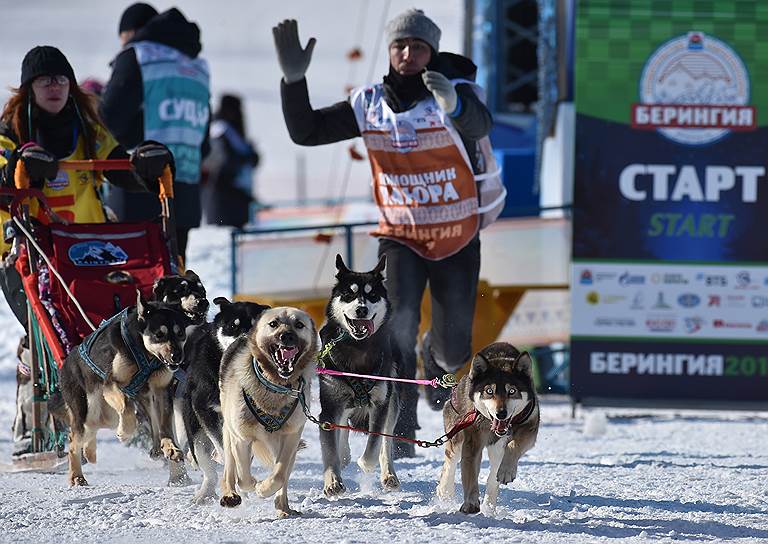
[351,82,503,260]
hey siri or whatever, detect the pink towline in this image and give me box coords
[315,367,441,388]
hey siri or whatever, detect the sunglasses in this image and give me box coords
[32,75,69,87]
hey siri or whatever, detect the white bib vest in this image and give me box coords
[350,80,505,260]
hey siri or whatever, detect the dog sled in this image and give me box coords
[3,159,178,470]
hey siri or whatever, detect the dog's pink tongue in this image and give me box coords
[279,346,298,362]
[491,418,509,436]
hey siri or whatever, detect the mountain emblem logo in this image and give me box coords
[69,241,128,266]
[632,32,754,145]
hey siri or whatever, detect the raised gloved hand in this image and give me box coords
[130,141,174,193]
[272,19,316,84]
[422,71,458,115]
[18,143,58,186]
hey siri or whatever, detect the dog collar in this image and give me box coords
[251,357,303,398]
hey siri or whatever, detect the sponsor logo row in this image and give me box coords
[583,291,768,310]
[578,269,765,290]
[590,315,768,334]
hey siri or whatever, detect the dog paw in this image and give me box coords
[160,438,184,462]
[381,474,400,491]
[149,447,163,460]
[323,475,346,497]
[220,493,242,508]
[496,467,517,485]
[356,455,377,473]
[276,508,302,518]
[193,489,217,505]
[459,500,481,514]
[239,475,259,493]
[69,475,89,487]
[436,483,455,499]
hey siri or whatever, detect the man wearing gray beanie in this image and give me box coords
[274,10,499,468]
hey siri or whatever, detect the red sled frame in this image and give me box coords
[6,160,179,463]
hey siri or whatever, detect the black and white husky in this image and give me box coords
[318,254,400,496]
[437,342,539,513]
[59,293,191,487]
[153,269,209,326]
[180,297,270,503]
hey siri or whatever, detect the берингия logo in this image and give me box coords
[631,32,754,145]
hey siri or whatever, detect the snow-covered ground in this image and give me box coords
[0,226,767,543]
[1,2,768,542]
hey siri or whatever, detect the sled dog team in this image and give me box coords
[58,257,539,517]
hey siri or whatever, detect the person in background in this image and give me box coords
[101,6,210,261]
[202,94,260,228]
[0,46,171,457]
[118,2,158,47]
[274,10,493,458]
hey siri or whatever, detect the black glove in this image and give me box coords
[18,144,58,186]
[130,141,174,193]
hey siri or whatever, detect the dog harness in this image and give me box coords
[243,358,305,433]
[78,308,164,399]
[318,332,382,408]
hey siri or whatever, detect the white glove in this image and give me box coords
[272,19,316,84]
[422,71,458,114]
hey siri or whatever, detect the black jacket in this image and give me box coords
[0,104,145,193]
[99,8,210,227]
[100,8,210,152]
[280,52,492,172]
[202,123,259,227]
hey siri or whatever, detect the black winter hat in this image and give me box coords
[20,46,76,87]
[119,3,158,34]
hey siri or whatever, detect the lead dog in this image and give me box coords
[218,306,318,517]
[318,255,400,496]
[437,342,539,513]
[181,296,270,503]
[59,293,190,486]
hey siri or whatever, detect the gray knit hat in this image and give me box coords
[385,9,441,52]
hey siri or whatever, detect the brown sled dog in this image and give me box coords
[436,342,539,513]
[218,307,318,517]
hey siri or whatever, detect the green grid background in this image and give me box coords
[575,0,768,124]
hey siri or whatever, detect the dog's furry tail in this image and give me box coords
[250,439,308,468]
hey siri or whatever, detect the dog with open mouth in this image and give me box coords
[180,296,270,503]
[59,292,191,487]
[436,342,539,514]
[218,306,318,518]
[317,254,401,497]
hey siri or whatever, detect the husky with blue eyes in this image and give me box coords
[317,254,402,497]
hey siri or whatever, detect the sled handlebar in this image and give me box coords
[58,159,133,171]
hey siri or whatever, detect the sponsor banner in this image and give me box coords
[571,339,768,402]
[572,1,768,403]
[572,262,768,340]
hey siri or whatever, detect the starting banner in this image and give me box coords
[571,1,768,405]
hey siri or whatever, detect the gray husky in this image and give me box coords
[437,342,539,513]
